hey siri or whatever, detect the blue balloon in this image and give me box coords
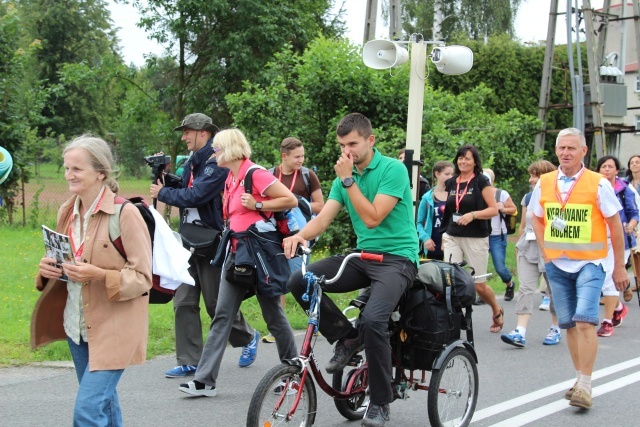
[0,146,13,185]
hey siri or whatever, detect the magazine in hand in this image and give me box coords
[42,225,76,282]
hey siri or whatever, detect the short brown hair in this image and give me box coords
[280,137,303,154]
[527,160,556,177]
[336,113,372,138]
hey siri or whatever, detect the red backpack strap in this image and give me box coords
[109,196,129,260]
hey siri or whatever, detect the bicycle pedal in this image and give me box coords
[347,354,363,366]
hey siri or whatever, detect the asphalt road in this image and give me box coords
[3,291,640,426]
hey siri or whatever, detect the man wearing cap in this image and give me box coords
[150,113,258,378]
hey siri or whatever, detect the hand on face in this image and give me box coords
[334,152,354,180]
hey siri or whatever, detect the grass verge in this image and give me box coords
[0,224,515,365]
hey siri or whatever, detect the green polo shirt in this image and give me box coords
[328,148,419,265]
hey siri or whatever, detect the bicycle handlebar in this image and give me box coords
[299,247,384,284]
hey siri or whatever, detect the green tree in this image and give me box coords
[20,0,122,137]
[227,37,541,251]
[0,2,51,224]
[131,0,345,128]
[393,0,522,41]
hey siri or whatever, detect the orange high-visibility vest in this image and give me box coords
[538,169,608,260]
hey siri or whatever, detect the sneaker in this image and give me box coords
[543,328,561,345]
[504,282,515,301]
[564,383,577,400]
[164,365,197,378]
[472,295,485,306]
[179,380,217,397]
[539,295,550,311]
[569,388,592,408]
[362,403,390,426]
[239,331,259,367]
[273,380,299,395]
[262,333,276,343]
[326,330,365,374]
[624,285,633,302]
[596,321,614,337]
[612,304,629,327]
[500,330,526,348]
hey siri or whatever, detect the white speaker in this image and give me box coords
[362,40,409,70]
[430,45,474,75]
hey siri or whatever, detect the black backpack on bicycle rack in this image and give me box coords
[391,261,475,371]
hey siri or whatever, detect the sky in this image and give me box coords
[107,0,608,67]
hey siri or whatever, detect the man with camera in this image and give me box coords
[150,113,258,379]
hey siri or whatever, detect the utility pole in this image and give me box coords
[535,0,559,153]
[389,0,402,40]
[363,0,379,44]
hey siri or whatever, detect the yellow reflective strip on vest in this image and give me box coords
[544,241,606,251]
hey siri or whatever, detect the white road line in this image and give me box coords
[487,370,640,427]
[472,357,640,422]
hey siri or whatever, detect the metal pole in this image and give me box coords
[363,0,379,45]
[584,0,607,158]
[405,41,426,208]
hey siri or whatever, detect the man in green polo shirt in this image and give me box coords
[284,113,418,427]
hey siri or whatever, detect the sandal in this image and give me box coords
[490,307,504,333]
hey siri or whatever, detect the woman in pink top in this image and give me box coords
[179,128,298,397]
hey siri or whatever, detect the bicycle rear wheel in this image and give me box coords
[246,364,317,427]
[427,347,478,427]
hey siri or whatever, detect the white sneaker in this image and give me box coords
[179,380,217,397]
[539,295,550,311]
[273,380,299,395]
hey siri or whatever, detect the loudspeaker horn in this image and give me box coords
[362,40,409,70]
[430,45,474,75]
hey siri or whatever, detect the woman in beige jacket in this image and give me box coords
[32,135,152,427]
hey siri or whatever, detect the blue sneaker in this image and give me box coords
[164,364,197,378]
[239,331,259,367]
[543,328,561,345]
[501,330,526,348]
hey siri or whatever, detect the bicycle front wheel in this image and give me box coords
[427,347,478,427]
[246,364,317,427]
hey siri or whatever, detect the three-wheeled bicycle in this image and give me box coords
[246,248,481,427]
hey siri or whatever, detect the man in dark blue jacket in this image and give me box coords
[151,113,258,378]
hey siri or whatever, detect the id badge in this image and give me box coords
[551,216,566,232]
[452,214,462,223]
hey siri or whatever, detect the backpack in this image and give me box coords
[496,189,517,235]
[268,166,311,199]
[394,285,461,371]
[245,166,312,238]
[109,196,174,304]
[415,260,477,308]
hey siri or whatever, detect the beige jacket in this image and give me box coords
[31,189,152,371]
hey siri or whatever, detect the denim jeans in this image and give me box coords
[489,234,512,283]
[67,337,124,427]
[545,262,605,329]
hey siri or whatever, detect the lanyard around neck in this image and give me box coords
[554,168,585,212]
[278,166,298,192]
[455,174,474,213]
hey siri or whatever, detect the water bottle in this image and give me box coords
[287,210,300,233]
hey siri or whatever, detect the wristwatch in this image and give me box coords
[341,177,355,188]
[255,202,263,210]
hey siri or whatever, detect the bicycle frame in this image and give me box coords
[280,250,379,416]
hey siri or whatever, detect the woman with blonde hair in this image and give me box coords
[33,135,152,426]
[179,128,298,397]
[502,160,562,348]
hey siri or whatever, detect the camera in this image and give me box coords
[144,154,171,183]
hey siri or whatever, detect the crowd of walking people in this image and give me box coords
[31,113,639,425]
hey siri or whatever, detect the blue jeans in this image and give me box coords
[67,337,124,427]
[489,234,512,283]
[545,262,605,329]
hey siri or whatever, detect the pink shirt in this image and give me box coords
[224,159,278,232]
